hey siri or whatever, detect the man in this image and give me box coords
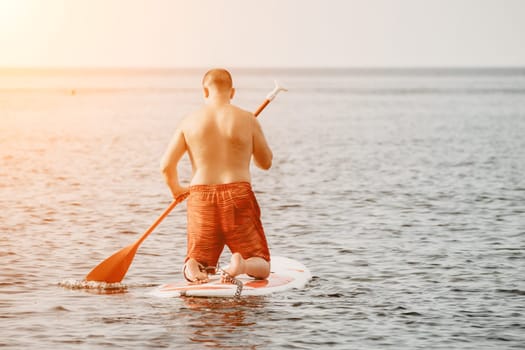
[160,68,273,284]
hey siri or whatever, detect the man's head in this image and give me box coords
[202,68,235,100]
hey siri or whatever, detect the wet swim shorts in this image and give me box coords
[185,182,270,269]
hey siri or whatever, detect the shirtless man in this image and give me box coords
[160,68,273,283]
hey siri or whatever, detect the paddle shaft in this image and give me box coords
[135,193,188,247]
[254,99,270,117]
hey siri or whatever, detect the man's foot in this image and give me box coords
[221,253,245,283]
[183,259,209,284]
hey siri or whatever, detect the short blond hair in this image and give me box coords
[202,68,233,91]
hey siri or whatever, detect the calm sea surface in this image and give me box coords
[1,68,524,349]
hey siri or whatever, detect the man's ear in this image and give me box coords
[230,88,236,100]
[203,87,209,98]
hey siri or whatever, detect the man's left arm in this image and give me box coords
[160,126,189,198]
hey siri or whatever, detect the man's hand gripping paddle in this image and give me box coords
[85,81,287,283]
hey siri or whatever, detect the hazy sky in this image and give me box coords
[1,0,524,68]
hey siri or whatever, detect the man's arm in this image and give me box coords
[252,118,273,170]
[160,126,189,198]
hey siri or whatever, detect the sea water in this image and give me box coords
[1,68,524,349]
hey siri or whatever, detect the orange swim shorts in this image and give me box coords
[185,182,270,269]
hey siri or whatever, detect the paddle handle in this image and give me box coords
[254,80,287,117]
[136,193,189,246]
[254,100,270,117]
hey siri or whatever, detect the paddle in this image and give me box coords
[85,81,287,283]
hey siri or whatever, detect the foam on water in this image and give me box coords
[58,279,128,291]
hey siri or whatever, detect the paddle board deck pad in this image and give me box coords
[150,256,311,298]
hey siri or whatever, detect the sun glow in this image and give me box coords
[0,1,31,33]
[0,0,38,65]
[0,0,66,67]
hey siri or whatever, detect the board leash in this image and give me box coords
[219,268,243,298]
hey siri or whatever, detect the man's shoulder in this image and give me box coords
[179,108,206,126]
[230,104,253,116]
[181,105,253,128]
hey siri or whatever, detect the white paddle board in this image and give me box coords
[151,256,311,298]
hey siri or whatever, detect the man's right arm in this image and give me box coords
[252,118,273,170]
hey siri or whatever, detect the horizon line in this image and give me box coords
[1,65,525,71]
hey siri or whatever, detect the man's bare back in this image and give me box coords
[161,72,272,198]
[182,103,271,185]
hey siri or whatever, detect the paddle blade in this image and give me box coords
[84,196,188,283]
[85,243,139,283]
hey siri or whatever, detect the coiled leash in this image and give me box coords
[220,269,243,298]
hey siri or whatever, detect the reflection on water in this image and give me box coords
[1,68,525,349]
[176,297,267,349]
